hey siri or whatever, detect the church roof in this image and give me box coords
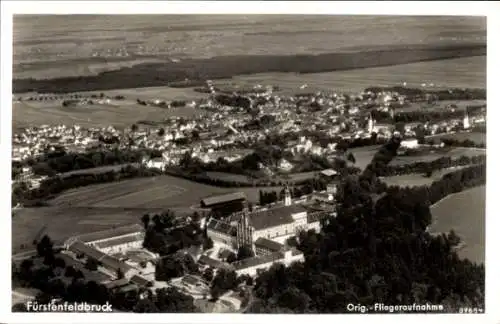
[248,204,307,230]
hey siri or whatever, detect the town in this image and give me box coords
[12,81,487,313]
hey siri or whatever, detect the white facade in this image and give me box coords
[235,251,305,277]
[400,139,419,149]
[98,240,143,255]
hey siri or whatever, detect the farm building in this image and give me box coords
[64,224,145,255]
[65,240,135,278]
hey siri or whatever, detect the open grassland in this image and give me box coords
[50,174,281,209]
[349,145,483,172]
[430,185,485,264]
[349,145,382,171]
[78,86,207,102]
[12,206,152,253]
[59,163,140,178]
[13,175,283,252]
[12,100,202,128]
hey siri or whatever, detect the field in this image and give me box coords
[389,147,483,166]
[219,56,486,95]
[349,145,382,171]
[14,15,485,80]
[12,99,203,128]
[59,163,140,178]
[400,99,486,113]
[52,174,286,208]
[430,185,485,264]
[204,172,254,185]
[380,165,470,187]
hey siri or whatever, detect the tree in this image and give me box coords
[131,124,138,132]
[116,268,125,280]
[157,128,166,137]
[36,235,54,258]
[237,246,255,260]
[141,214,150,230]
[226,252,237,263]
[202,268,214,283]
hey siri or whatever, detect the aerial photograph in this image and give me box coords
[10,13,486,314]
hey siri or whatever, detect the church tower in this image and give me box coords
[463,109,470,130]
[236,206,253,250]
[284,184,292,206]
[367,114,374,133]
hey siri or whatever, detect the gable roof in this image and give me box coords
[67,240,133,273]
[248,205,307,230]
[130,274,152,287]
[72,224,144,244]
[201,192,246,207]
[254,237,284,252]
[233,251,284,270]
[94,233,145,249]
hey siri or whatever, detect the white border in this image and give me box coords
[1,1,498,324]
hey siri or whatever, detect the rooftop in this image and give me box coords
[94,233,145,250]
[71,224,144,244]
[198,255,234,270]
[201,192,247,207]
[254,237,284,252]
[248,204,307,230]
[67,240,133,273]
[130,274,152,287]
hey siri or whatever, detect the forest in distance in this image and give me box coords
[13,43,486,94]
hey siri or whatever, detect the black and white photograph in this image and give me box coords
[2,1,497,322]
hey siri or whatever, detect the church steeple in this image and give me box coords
[367,113,374,133]
[463,109,470,130]
[284,184,292,206]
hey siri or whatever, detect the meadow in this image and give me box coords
[12,206,153,253]
[12,174,285,252]
[430,185,485,264]
[380,165,470,187]
[12,99,202,128]
[220,56,486,95]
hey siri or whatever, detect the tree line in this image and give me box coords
[249,137,485,313]
[381,154,486,177]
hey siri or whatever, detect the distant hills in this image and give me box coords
[13,43,486,94]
